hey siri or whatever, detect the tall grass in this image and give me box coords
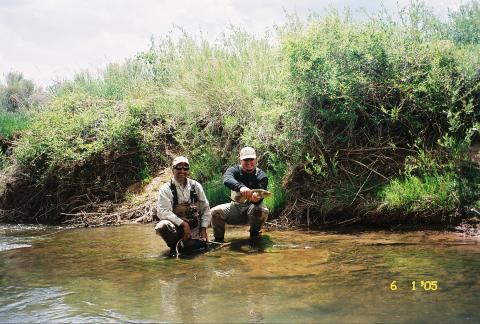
[0,110,29,137]
[378,172,458,213]
[202,174,231,207]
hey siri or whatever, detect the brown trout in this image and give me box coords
[231,189,272,203]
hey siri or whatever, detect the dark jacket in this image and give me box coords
[223,165,268,192]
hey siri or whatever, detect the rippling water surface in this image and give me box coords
[1,224,479,323]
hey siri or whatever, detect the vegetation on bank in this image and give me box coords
[280,2,480,226]
[0,1,479,226]
[1,72,46,171]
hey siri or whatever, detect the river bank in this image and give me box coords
[1,2,479,228]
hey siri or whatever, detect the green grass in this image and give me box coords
[378,172,459,213]
[0,110,29,137]
[264,174,287,217]
[202,174,231,207]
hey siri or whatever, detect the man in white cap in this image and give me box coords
[155,156,212,253]
[210,147,269,242]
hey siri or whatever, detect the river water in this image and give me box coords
[0,223,479,323]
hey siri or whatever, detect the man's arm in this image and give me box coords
[223,166,244,191]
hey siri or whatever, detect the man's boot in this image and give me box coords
[249,229,261,238]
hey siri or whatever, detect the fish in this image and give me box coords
[231,189,272,203]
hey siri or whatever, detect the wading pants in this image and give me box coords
[155,220,200,249]
[210,202,269,240]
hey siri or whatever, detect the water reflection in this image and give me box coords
[0,224,479,323]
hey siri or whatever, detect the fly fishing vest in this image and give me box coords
[170,180,200,229]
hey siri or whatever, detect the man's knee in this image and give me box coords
[211,205,227,222]
[252,205,269,220]
[155,220,176,236]
[155,220,181,248]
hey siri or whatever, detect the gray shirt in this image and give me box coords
[156,178,212,228]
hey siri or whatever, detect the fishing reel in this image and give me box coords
[188,205,199,218]
[182,205,199,229]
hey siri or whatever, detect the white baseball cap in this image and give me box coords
[172,156,189,167]
[239,147,256,160]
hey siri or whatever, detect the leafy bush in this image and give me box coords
[448,0,480,45]
[202,174,231,207]
[280,4,479,222]
[264,158,288,216]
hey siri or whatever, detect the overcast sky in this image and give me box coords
[0,0,465,88]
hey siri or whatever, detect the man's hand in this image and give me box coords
[240,186,252,199]
[181,221,192,240]
[250,192,261,203]
[199,227,208,241]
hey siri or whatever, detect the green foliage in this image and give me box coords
[202,174,231,207]
[457,164,480,206]
[397,0,447,42]
[0,152,7,170]
[0,110,30,137]
[264,158,288,216]
[139,160,152,184]
[13,91,143,181]
[2,2,479,224]
[379,163,480,214]
[475,200,480,209]
[65,61,158,101]
[448,0,480,45]
[280,3,479,222]
[0,72,47,115]
[283,10,478,150]
[378,172,458,213]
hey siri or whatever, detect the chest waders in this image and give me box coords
[170,180,200,229]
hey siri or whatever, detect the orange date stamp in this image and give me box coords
[389,280,439,291]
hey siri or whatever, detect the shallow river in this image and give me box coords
[1,224,479,323]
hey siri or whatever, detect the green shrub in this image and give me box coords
[280,4,479,222]
[283,12,478,151]
[0,72,35,112]
[14,92,140,176]
[448,0,480,45]
[475,200,480,210]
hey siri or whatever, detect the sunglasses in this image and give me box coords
[174,166,190,171]
[242,158,255,162]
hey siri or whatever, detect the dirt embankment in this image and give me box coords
[0,158,172,227]
[65,168,173,227]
